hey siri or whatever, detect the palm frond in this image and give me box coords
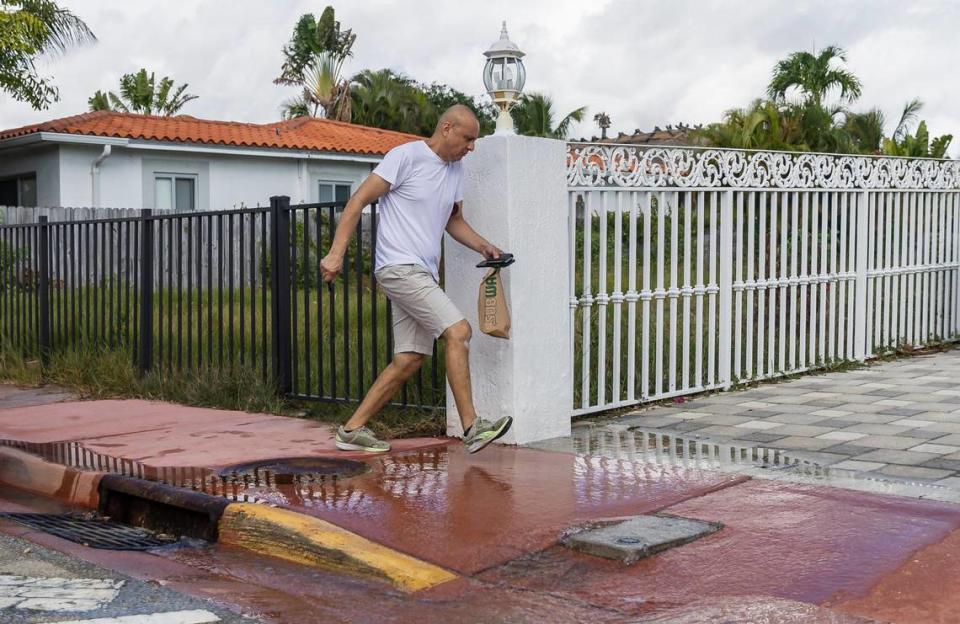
[280,93,311,119]
[107,91,129,113]
[554,105,587,140]
[893,98,923,141]
[18,0,96,56]
[87,90,111,111]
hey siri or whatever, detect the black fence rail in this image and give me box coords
[0,196,445,410]
[283,201,446,407]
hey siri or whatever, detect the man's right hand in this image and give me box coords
[320,253,343,283]
[317,174,390,285]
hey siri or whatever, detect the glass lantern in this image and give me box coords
[483,22,526,134]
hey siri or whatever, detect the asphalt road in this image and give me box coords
[0,529,259,624]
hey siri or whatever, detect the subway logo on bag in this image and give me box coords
[478,268,511,339]
[484,275,498,324]
[485,274,498,297]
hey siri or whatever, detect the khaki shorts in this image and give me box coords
[375,264,465,356]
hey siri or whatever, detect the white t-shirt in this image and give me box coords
[372,140,464,281]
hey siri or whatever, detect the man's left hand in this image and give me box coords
[480,244,502,260]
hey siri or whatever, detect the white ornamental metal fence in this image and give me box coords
[567,144,960,416]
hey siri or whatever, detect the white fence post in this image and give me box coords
[854,190,870,361]
[955,192,960,338]
[445,134,571,445]
[718,190,734,388]
[953,191,960,339]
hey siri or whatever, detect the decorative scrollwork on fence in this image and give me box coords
[566,143,960,190]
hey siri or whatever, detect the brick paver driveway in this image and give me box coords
[603,347,960,486]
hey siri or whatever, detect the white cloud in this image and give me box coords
[1,0,957,157]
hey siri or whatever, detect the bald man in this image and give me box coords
[320,105,513,454]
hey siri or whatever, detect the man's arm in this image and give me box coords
[445,203,501,260]
[320,174,391,282]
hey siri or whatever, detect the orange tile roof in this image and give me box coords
[0,111,421,156]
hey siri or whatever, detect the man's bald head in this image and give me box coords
[428,104,480,162]
[435,104,479,135]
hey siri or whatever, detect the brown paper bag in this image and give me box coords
[478,268,511,338]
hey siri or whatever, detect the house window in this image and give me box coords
[319,182,351,204]
[155,174,196,211]
[0,174,37,207]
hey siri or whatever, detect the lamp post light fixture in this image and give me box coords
[483,21,526,135]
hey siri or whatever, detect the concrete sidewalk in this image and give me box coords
[2,385,960,621]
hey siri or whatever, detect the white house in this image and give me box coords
[0,111,419,211]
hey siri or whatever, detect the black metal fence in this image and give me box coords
[0,196,445,410]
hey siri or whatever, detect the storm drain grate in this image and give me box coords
[0,513,178,550]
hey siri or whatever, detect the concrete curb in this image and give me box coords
[0,445,458,593]
[0,446,102,509]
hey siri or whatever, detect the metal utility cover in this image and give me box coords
[563,514,722,564]
[0,513,177,550]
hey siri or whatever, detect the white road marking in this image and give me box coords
[20,597,104,611]
[19,588,120,599]
[52,609,222,624]
[0,575,123,612]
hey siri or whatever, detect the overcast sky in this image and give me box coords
[2,0,958,157]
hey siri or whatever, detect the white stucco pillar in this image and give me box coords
[444,134,571,445]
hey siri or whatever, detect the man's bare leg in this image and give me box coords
[442,320,477,432]
[344,352,425,430]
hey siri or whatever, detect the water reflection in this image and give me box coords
[568,425,956,501]
[572,427,810,473]
[0,439,372,507]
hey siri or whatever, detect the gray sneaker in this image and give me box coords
[335,425,390,453]
[463,416,513,454]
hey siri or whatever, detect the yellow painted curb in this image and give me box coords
[218,503,458,592]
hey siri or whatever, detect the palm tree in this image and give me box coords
[883,119,953,158]
[767,45,862,108]
[878,98,953,158]
[275,9,355,87]
[0,0,96,110]
[88,68,197,116]
[87,90,112,113]
[695,99,799,151]
[593,112,611,139]
[792,100,855,153]
[845,100,929,155]
[698,97,866,154]
[844,108,885,154]
[511,93,586,140]
[701,47,951,157]
[275,9,356,122]
[349,69,434,135]
[280,53,351,121]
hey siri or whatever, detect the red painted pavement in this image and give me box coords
[0,485,629,623]
[828,528,960,624]
[479,478,960,619]
[0,397,749,575]
[0,399,445,467]
[4,393,960,622]
[255,446,749,574]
